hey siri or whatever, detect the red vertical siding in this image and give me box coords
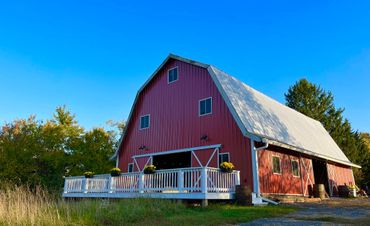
[258,146,314,196]
[118,59,253,187]
[327,163,355,196]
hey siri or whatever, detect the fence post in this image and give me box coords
[201,168,208,194]
[236,171,240,186]
[139,173,145,193]
[63,177,68,193]
[178,170,184,193]
[108,176,113,193]
[83,178,88,193]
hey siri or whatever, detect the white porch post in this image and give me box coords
[201,167,208,193]
[63,177,68,193]
[250,141,260,195]
[178,170,184,192]
[109,176,114,193]
[236,171,240,186]
[201,167,208,207]
[139,173,145,193]
[83,178,88,193]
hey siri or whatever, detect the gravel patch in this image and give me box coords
[239,198,370,226]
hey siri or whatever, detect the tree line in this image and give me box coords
[0,79,369,192]
[285,79,370,186]
[0,106,121,192]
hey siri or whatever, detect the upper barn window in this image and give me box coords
[140,115,150,129]
[168,67,178,84]
[291,159,300,177]
[199,97,212,116]
[272,156,281,174]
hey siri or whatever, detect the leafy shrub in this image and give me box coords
[220,162,234,173]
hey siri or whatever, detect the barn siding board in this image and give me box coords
[258,146,314,195]
[118,59,253,187]
[327,162,355,196]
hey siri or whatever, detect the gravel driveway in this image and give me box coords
[239,198,370,226]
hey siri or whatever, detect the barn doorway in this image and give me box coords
[152,152,191,170]
[312,159,329,194]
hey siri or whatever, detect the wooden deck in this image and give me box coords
[63,167,240,200]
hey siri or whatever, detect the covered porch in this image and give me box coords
[63,167,240,201]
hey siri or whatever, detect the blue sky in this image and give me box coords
[0,1,369,132]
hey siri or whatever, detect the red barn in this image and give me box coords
[64,54,360,204]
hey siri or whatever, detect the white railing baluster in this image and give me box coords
[63,167,240,198]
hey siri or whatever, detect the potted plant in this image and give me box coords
[84,171,94,178]
[220,162,234,173]
[110,167,121,177]
[143,165,156,174]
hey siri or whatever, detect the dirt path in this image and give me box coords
[240,198,370,226]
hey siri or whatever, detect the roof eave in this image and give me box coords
[266,139,361,168]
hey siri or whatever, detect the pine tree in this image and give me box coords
[285,79,370,185]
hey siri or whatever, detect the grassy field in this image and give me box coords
[0,185,296,226]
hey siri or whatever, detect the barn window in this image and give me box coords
[128,163,134,172]
[168,67,178,84]
[291,160,300,177]
[199,97,212,116]
[272,156,281,174]
[218,152,230,167]
[140,115,150,129]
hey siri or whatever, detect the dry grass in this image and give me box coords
[0,185,295,226]
[0,185,61,225]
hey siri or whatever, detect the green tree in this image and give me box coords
[285,79,370,185]
[361,132,370,151]
[0,106,117,191]
[67,128,116,176]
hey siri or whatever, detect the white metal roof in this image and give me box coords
[208,65,359,168]
[113,54,359,168]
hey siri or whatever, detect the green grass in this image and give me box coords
[55,200,296,226]
[0,185,296,226]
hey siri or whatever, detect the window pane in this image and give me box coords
[292,160,299,176]
[200,100,206,115]
[200,98,212,116]
[168,68,178,83]
[273,156,281,174]
[140,115,150,129]
[206,98,212,113]
[144,116,148,128]
[219,153,229,166]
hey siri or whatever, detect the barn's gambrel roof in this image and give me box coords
[113,54,360,168]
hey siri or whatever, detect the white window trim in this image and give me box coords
[128,163,134,172]
[272,155,282,175]
[139,114,150,130]
[291,159,300,177]
[167,67,179,84]
[218,152,230,167]
[199,97,213,116]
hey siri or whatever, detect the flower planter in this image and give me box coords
[143,165,156,174]
[110,168,121,177]
[219,162,235,173]
[84,172,94,178]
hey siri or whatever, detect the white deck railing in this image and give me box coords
[63,167,240,199]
